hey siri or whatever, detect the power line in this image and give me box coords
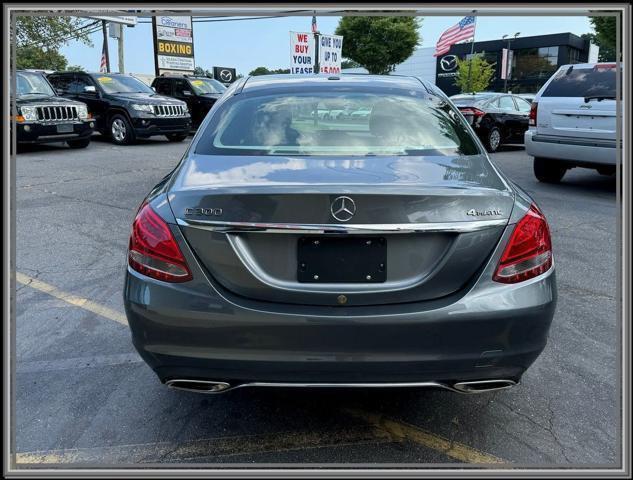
[20,19,101,48]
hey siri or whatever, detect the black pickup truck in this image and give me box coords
[13,70,95,149]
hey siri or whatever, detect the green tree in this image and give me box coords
[249,66,290,76]
[341,59,361,69]
[15,45,68,70]
[453,55,495,93]
[334,16,420,74]
[14,16,93,71]
[587,16,618,61]
[193,66,213,77]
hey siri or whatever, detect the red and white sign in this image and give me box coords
[289,31,315,74]
[318,34,343,74]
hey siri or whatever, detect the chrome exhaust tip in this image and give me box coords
[452,379,517,393]
[166,379,232,393]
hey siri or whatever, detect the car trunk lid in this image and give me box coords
[169,154,514,306]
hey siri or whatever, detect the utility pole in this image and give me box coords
[118,24,125,73]
[102,20,110,72]
[465,12,477,93]
[312,12,320,75]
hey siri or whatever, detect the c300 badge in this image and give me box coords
[184,207,223,216]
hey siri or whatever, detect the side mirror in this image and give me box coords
[151,86,157,92]
[83,85,97,95]
[182,90,192,96]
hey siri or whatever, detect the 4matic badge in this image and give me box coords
[466,208,502,217]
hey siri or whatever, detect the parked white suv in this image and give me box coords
[525,63,618,182]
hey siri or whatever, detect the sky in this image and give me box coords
[60,15,593,75]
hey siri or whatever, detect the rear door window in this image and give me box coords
[498,96,518,111]
[514,96,532,112]
[541,64,616,98]
[154,78,172,95]
[48,74,74,94]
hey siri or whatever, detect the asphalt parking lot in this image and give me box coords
[13,134,619,467]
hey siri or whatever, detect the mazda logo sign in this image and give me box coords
[440,55,458,72]
[331,196,356,222]
[219,69,233,82]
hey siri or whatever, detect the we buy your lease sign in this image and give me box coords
[289,32,315,74]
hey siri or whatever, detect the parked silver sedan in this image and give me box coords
[124,74,557,395]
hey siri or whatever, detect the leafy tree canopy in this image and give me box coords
[453,54,496,93]
[335,16,420,74]
[586,16,618,61]
[249,66,290,76]
[14,16,93,71]
[16,45,68,71]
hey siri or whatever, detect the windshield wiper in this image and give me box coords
[584,95,616,103]
[21,92,49,96]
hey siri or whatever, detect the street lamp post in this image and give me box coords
[502,32,520,93]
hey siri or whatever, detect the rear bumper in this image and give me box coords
[124,265,557,386]
[131,116,191,137]
[16,121,94,144]
[524,130,618,166]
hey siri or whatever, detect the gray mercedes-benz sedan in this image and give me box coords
[124,74,556,395]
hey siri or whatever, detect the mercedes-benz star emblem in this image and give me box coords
[331,196,356,222]
[219,69,233,82]
[440,55,457,72]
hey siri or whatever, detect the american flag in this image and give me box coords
[434,16,476,57]
[99,42,108,73]
[311,15,317,33]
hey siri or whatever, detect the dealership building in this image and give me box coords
[343,32,597,96]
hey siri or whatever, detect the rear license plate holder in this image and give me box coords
[56,123,74,133]
[297,236,386,283]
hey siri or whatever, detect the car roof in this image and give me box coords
[557,62,617,69]
[239,74,429,93]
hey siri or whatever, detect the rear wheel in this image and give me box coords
[109,114,136,145]
[166,133,188,142]
[67,138,91,149]
[534,157,567,183]
[484,127,502,153]
[596,166,616,176]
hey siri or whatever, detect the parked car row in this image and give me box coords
[12,71,229,150]
[449,62,617,182]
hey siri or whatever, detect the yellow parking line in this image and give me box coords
[345,409,505,464]
[16,272,127,326]
[15,427,392,464]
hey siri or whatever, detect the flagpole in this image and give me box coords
[466,13,477,93]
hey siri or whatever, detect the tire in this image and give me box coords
[596,166,616,176]
[484,126,502,153]
[533,157,567,183]
[166,133,188,142]
[67,138,91,149]
[109,114,136,145]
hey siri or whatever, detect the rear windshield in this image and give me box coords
[541,65,616,98]
[450,94,494,106]
[195,92,480,156]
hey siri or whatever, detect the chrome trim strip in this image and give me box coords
[176,218,508,234]
[165,379,518,395]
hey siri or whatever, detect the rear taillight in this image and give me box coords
[493,204,553,284]
[128,203,192,282]
[458,107,485,118]
[529,101,538,126]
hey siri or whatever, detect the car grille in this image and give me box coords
[152,104,188,117]
[36,105,79,122]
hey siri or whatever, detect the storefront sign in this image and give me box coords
[213,66,237,84]
[318,34,343,74]
[153,16,194,75]
[290,31,315,74]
